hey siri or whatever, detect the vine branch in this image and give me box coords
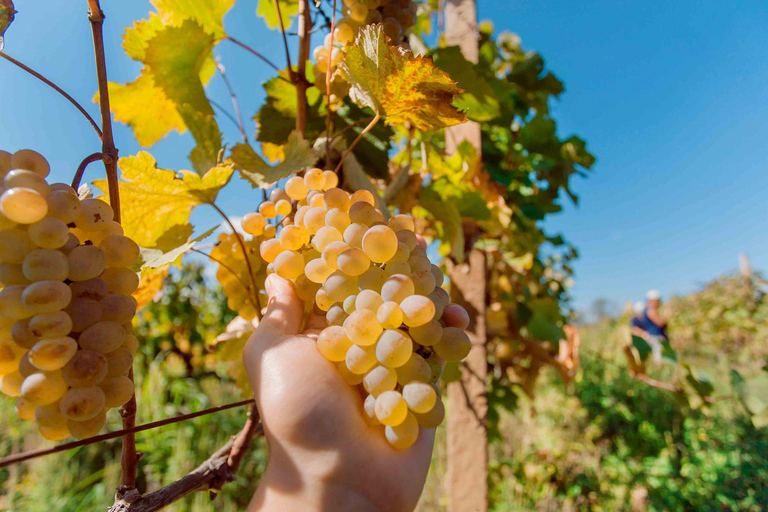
[333,113,380,174]
[324,0,338,165]
[72,152,110,190]
[225,36,285,77]
[0,50,103,140]
[295,0,313,136]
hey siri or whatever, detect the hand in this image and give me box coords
[243,275,435,512]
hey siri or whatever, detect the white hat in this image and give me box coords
[633,301,645,315]
[646,289,660,301]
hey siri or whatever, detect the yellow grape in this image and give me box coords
[101,267,139,296]
[100,293,137,325]
[350,189,375,206]
[375,390,408,426]
[46,190,81,224]
[343,222,369,249]
[79,321,126,354]
[269,188,290,203]
[0,285,33,320]
[409,319,443,346]
[21,280,72,314]
[395,229,417,252]
[259,201,277,218]
[123,334,139,355]
[337,247,370,276]
[348,201,376,225]
[343,309,382,346]
[321,240,349,270]
[375,329,412,368]
[68,409,107,439]
[410,269,436,296]
[309,192,325,208]
[345,343,377,374]
[0,187,48,224]
[302,247,320,263]
[337,362,364,385]
[326,304,348,326]
[99,375,134,408]
[315,289,335,311]
[442,303,471,329]
[317,325,353,362]
[104,347,133,377]
[377,301,403,329]
[15,397,36,420]
[89,221,124,246]
[362,225,398,263]
[20,370,67,406]
[35,401,67,429]
[264,224,277,238]
[363,364,397,397]
[304,206,328,234]
[323,188,350,211]
[358,266,388,292]
[279,224,308,250]
[396,353,431,385]
[325,271,358,302]
[242,212,267,235]
[430,264,445,287]
[22,249,69,282]
[382,16,402,41]
[11,318,38,349]
[62,350,108,388]
[392,242,410,261]
[18,352,36,377]
[76,198,114,230]
[305,258,334,284]
[434,327,472,362]
[260,239,284,263]
[304,168,326,190]
[0,228,34,264]
[28,337,78,371]
[385,411,419,449]
[355,289,383,312]
[39,422,70,441]
[59,386,106,421]
[0,211,15,230]
[348,2,369,22]
[343,294,357,314]
[4,169,50,195]
[325,208,351,232]
[388,214,415,233]
[0,371,24,396]
[322,170,339,190]
[64,298,102,332]
[10,149,49,177]
[0,263,30,285]
[99,235,140,268]
[381,274,415,303]
[399,295,436,327]
[275,199,292,216]
[413,394,444,428]
[384,259,410,277]
[334,21,356,44]
[28,217,69,249]
[312,225,343,251]
[285,176,309,200]
[402,381,437,413]
[67,245,107,281]
[363,393,380,425]
[294,274,321,302]
[273,250,304,280]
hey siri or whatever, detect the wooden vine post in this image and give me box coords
[444,0,489,511]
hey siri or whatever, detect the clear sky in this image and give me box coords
[1,1,766,311]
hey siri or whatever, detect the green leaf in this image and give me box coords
[420,185,464,261]
[661,339,677,364]
[431,46,501,122]
[339,24,465,130]
[256,0,299,30]
[631,336,652,362]
[142,225,218,268]
[527,298,565,342]
[430,177,492,221]
[255,71,324,145]
[232,131,316,188]
[0,0,16,51]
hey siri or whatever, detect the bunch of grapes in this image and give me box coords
[242,167,471,449]
[311,0,419,99]
[0,149,138,441]
[210,232,266,321]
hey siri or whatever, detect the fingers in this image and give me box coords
[249,274,304,348]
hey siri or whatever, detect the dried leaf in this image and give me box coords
[0,0,15,51]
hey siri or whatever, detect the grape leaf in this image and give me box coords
[339,24,465,130]
[141,225,218,269]
[255,71,324,145]
[432,46,501,122]
[420,185,464,261]
[256,0,299,30]
[150,0,234,38]
[134,265,168,310]
[0,0,15,51]
[212,316,256,394]
[231,130,316,188]
[93,151,233,248]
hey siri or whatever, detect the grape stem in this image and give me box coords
[333,113,381,175]
[324,0,338,166]
[330,115,377,144]
[0,51,103,140]
[0,399,258,468]
[190,247,262,313]
[207,202,264,321]
[72,152,111,190]
[215,61,248,143]
[224,36,284,76]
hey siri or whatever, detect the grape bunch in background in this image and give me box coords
[241,168,471,450]
[0,149,138,441]
[311,0,419,98]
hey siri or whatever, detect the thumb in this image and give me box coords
[250,274,304,345]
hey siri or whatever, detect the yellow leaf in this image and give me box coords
[134,265,168,310]
[93,152,233,248]
[150,0,234,39]
[339,24,466,131]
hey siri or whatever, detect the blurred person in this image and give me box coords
[642,289,671,364]
[630,301,648,340]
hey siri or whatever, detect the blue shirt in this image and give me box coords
[641,307,667,337]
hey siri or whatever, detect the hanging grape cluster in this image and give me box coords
[240,168,471,449]
[311,0,419,100]
[0,149,138,441]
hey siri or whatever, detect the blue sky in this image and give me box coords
[1,1,766,311]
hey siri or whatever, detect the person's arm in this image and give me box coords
[631,326,649,339]
[646,307,668,327]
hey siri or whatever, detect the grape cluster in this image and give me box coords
[311,0,419,99]
[0,149,138,441]
[242,168,471,449]
[210,232,266,322]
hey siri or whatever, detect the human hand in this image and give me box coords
[243,274,435,512]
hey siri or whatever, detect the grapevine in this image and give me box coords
[0,149,139,440]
